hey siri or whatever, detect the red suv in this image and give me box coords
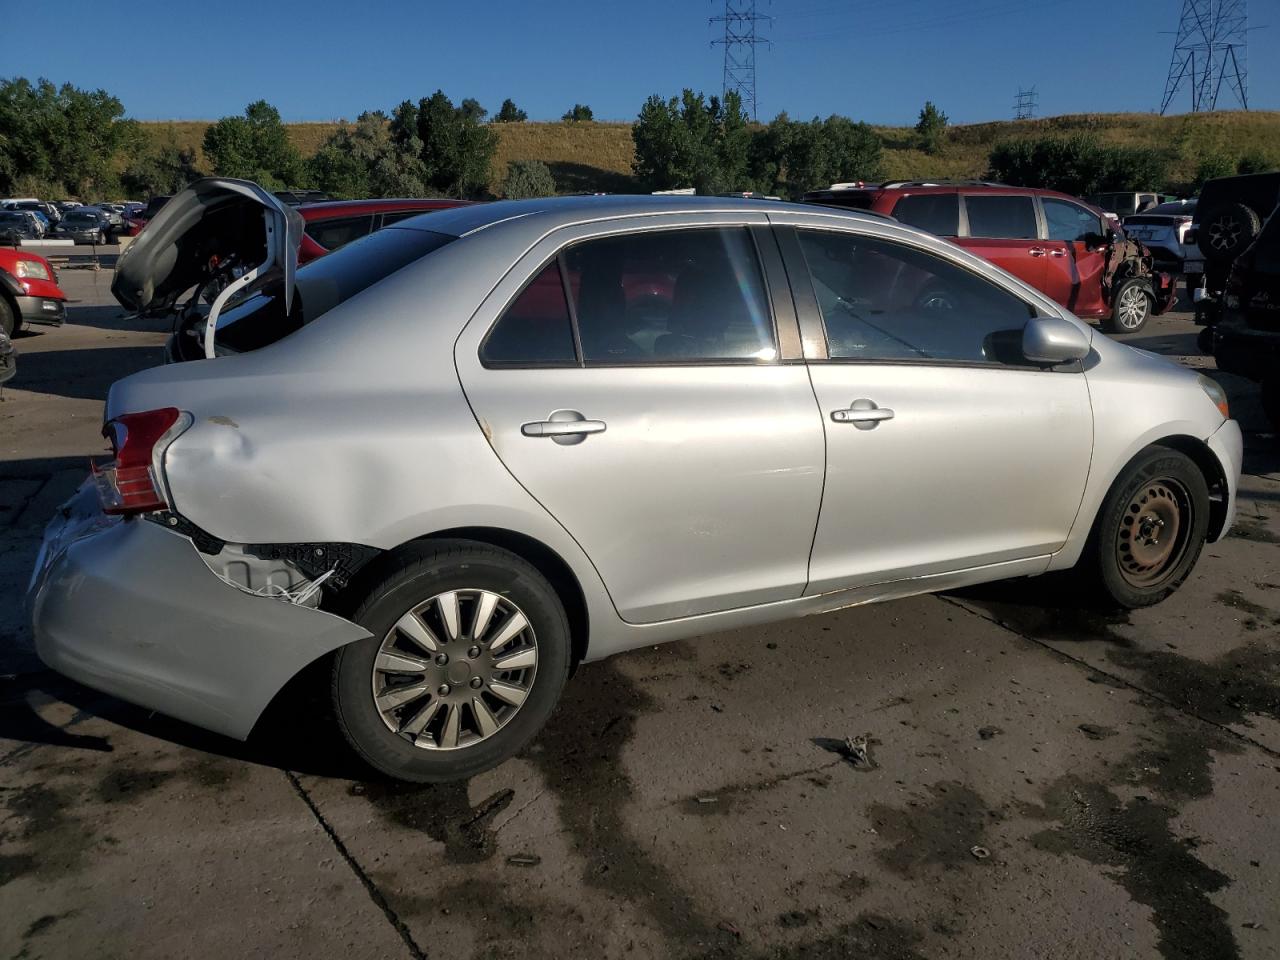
[804,181,1175,334]
[0,247,68,335]
[297,198,473,264]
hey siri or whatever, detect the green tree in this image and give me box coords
[202,100,304,189]
[989,135,1167,196]
[631,90,752,194]
[0,77,137,196]
[748,113,883,197]
[394,91,496,197]
[562,103,594,122]
[307,111,428,199]
[122,130,202,197]
[502,159,556,199]
[495,99,528,123]
[915,101,949,155]
[1192,150,1237,190]
[460,98,488,122]
[1236,150,1277,175]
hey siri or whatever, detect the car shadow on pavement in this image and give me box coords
[6,345,168,400]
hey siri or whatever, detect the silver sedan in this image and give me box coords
[29,182,1243,782]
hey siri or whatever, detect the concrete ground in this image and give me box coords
[1,271,1278,960]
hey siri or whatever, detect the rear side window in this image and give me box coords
[482,228,776,366]
[306,214,376,251]
[891,194,960,236]
[963,195,1038,240]
[481,262,578,365]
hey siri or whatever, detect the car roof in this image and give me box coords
[389,193,888,239]
[297,198,474,220]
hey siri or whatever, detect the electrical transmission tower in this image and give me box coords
[1014,86,1039,120]
[710,1,771,120]
[1160,0,1249,114]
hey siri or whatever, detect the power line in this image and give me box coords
[1160,0,1250,113]
[1014,86,1039,120]
[711,1,772,120]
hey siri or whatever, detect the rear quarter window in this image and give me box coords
[963,195,1038,240]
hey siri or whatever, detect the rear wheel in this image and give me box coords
[332,540,571,783]
[1083,448,1209,608]
[0,297,13,337]
[1104,279,1152,334]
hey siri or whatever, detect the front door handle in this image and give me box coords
[831,399,894,430]
[1028,247,1047,257]
[521,409,606,445]
[1048,248,1068,258]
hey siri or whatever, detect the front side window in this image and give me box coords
[305,214,376,252]
[963,195,1038,240]
[891,194,960,236]
[796,229,1036,364]
[1042,198,1103,243]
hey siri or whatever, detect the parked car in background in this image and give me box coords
[88,203,124,230]
[34,185,1242,783]
[0,246,68,335]
[1186,173,1280,320]
[297,198,474,263]
[121,201,144,223]
[123,195,172,236]
[1092,192,1168,219]
[54,207,113,245]
[3,199,59,229]
[1208,202,1280,428]
[1122,199,1196,274]
[804,181,1175,333]
[0,210,42,243]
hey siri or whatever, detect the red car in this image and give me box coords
[122,195,172,238]
[804,181,1176,334]
[297,199,473,264]
[0,247,68,335]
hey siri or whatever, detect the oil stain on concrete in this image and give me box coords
[350,779,514,864]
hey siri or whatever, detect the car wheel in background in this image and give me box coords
[1104,279,1152,334]
[0,297,14,337]
[1084,447,1209,609]
[1198,202,1261,263]
[96,229,107,245]
[332,540,571,783]
[1196,326,1215,356]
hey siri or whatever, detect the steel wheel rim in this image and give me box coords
[1117,286,1148,329]
[1116,477,1192,587]
[371,589,538,751]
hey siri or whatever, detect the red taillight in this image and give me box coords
[92,407,183,515]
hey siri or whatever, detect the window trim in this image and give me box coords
[479,224,785,370]
[781,224,1068,372]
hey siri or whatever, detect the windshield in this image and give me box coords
[65,212,100,224]
[213,226,456,355]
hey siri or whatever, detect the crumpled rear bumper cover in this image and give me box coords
[27,485,371,740]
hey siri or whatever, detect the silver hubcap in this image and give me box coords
[371,589,538,751]
[1117,286,1148,329]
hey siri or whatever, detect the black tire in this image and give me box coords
[0,297,13,337]
[1103,279,1152,335]
[1198,202,1261,263]
[1262,375,1280,433]
[96,229,107,246]
[332,540,571,783]
[1196,326,1215,356]
[1082,447,1209,609]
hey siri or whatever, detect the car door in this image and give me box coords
[774,222,1093,593]
[956,193,1046,292]
[455,217,826,624]
[1039,196,1109,319]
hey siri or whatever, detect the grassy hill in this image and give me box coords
[139,110,1280,196]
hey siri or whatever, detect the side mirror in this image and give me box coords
[1023,316,1090,366]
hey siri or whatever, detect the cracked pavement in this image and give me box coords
[2,270,1278,960]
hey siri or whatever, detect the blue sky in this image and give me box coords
[9,0,1277,124]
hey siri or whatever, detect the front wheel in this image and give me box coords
[1083,448,1209,608]
[1104,279,1152,335]
[332,540,571,783]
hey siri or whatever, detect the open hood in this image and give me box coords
[112,178,304,317]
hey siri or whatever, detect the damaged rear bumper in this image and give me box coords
[27,484,371,740]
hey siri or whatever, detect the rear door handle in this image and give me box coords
[1048,248,1067,257]
[521,410,606,445]
[1029,247,1047,257]
[831,399,894,429]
